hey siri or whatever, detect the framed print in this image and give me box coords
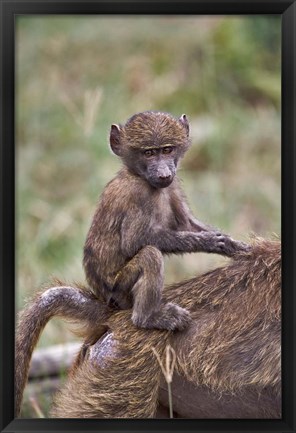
[0,1,295,433]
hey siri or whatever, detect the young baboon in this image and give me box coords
[15,238,281,418]
[83,111,248,330]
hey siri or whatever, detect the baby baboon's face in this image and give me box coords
[133,143,178,188]
[110,111,191,188]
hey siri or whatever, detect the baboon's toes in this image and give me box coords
[163,303,192,331]
[132,303,191,331]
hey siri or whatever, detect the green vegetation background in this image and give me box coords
[16,15,281,416]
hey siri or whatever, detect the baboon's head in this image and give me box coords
[109,111,191,188]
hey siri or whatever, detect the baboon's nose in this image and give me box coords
[157,166,171,180]
[158,173,171,180]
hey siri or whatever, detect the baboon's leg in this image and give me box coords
[114,245,190,331]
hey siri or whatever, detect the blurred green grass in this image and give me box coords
[16,16,281,351]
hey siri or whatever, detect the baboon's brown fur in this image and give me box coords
[16,237,280,418]
[15,284,112,416]
[83,111,248,331]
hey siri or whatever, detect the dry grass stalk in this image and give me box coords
[152,344,176,418]
[29,396,45,418]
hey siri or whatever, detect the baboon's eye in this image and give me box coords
[144,149,155,157]
[162,146,173,154]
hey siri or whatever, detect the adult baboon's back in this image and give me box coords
[51,238,281,418]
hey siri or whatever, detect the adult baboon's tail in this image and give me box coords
[15,283,111,416]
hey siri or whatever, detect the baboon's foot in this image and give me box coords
[132,302,191,331]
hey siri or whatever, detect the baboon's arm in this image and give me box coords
[149,229,242,256]
[120,213,243,258]
[15,285,110,417]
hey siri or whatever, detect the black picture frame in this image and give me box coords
[0,1,295,432]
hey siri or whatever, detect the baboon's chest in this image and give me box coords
[150,191,175,229]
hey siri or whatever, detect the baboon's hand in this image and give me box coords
[221,238,251,256]
[196,231,249,256]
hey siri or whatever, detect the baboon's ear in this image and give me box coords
[179,114,189,136]
[110,124,123,156]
